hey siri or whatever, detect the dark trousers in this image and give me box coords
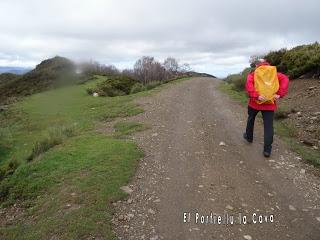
[245,106,274,153]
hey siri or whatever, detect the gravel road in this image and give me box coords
[113,77,320,240]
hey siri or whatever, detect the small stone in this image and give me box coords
[316,217,320,222]
[226,205,234,210]
[127,213,134,218]
[150,235,159,240]
[243,235,252,240]
[153,199,161,203]
[199,185,204,188]
[300,169,306,174]
[219,141,226,146]
[118,215,125,221]
[148,209,156,214]
[127,199,133,204]
[289,205,296,211]
[151,133,158,137]
[120,186,133,194]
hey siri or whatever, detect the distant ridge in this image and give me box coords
[0,56,75,103]
[0,66,32,75]
[186,71,217,78]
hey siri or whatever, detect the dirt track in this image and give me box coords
[113,77,320,240]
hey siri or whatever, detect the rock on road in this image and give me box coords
[113,77,320,240]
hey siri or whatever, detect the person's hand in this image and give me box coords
[274,94,280,100]
[257,95,267,101]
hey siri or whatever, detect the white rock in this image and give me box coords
[226,205,234,210]
[289,205,296,211]
[148,208,156,214]
[243,235,252,240]
[316,217,320,222]
[219,141,226,146]
[300,169,306,174]
[120,186,133,194]
[93,92,99,97]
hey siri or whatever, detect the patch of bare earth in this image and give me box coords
[279,78,320,148]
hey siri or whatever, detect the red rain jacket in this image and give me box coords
[245,62,289,111]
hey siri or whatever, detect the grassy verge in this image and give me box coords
[1,134,143,239]
[0,75,191,239]
[219,81,320,167]
[114,121,149,138]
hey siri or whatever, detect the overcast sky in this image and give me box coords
[0,0,319,77]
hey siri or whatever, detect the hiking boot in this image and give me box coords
[263,151,271,158]
[243,133,252,143]
[263,145,272,158]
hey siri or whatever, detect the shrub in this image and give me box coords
[225,67,253,92]
[130,83,146,94]
[0,158,19,181]
[145,81,162,90]
[263,42,320,79]
[94,75,137,97]
[86,88,94,95]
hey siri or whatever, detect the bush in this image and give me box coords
[27,125,76,161]
[94,75,137,97]
[130,83,147,94]
[0,158,19,181]
[145,81,162,90]
[225,68,252,92]
[86,88,95,95]
[263,42,320,79]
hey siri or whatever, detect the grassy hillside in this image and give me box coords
[0,74,190,239]
[0,56,76,104]
[0,75,145,239]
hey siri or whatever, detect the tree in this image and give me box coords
[249,55,264,68]
[163,57,179,73]
[133,56,166,84]
[179,63,192,73]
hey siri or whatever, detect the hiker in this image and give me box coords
[243,59,289,157]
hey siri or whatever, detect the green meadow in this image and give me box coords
[0,75,162,239]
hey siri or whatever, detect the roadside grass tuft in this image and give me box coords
[27,125,76,162]
[114,121,148,138]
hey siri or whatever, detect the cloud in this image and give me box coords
[0,0,319,77]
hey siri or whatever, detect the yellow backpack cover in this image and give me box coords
[254,65,279,104]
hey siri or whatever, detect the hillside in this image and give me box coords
[0,56,76,103]
[279,78,320,149]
